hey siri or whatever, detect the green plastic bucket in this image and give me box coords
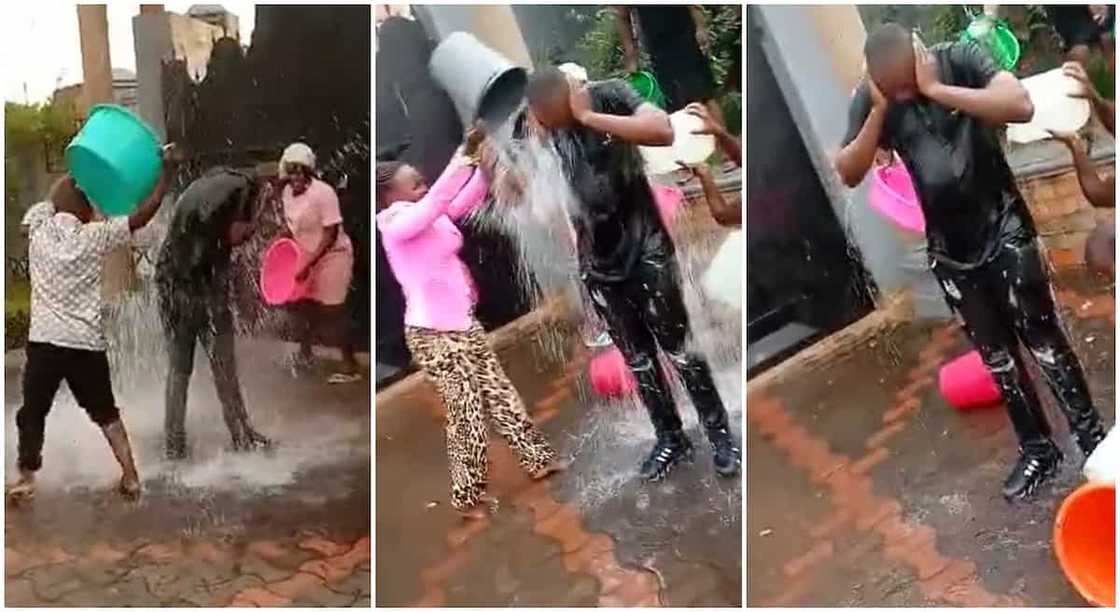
[65,104,162,216]
[628,71,666,108]
[961,17,1021,71]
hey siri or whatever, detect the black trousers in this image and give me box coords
[931,237,1102,448]
[18,342,121,472]
[159,286,253,451]
[584,255,729,438]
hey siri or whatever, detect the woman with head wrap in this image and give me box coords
[276,143,360,384]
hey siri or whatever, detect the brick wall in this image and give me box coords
[1017,162,1115,267]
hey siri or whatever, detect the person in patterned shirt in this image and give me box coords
[8,149,174,502]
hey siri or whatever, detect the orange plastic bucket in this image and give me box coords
[1054,481,1116,607]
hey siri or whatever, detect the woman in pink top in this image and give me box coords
[276,143,359,384]
[375,131,561,519]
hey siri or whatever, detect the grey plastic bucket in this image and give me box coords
[429,32,528,127]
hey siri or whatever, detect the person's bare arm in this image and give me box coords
[297,224,340,281]
[835,79,889,187]
[1094,98,1115,135]
[571,81,673,146]
[685,102,740,166]
[682,163,739,227]
[689,5,709,52]
[613,7,639,73]
[915,37,1033,125]
[1051,130,1115,208]
[1064,61,1115,135]
[578,104,673,146]
[127,147,176,232]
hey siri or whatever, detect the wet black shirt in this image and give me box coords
[549,79,672,282]
[842,42,1036,270]
[156,167,254,293]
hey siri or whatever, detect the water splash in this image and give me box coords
[470,115,742,519]
[8,137,372,497]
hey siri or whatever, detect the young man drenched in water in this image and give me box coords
[156,167,272,459]
[493,67,740,481]
[835,24,1107,500]
[9,150,174,502]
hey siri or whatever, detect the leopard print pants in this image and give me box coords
[405,321,556,511]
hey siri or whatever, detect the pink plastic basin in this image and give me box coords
[939,350,1002,410]
[653,183,684,228]
[869,162,925,234]
[589,347,636,398]
[260,238,309,306]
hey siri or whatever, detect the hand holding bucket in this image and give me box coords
[260,238,311,306]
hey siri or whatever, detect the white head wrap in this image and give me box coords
[279,142,316,178]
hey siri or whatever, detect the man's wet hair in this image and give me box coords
[526,66,570,104]
[864,23,913,74]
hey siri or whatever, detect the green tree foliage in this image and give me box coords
[569,5,742,134]
[4,98,79,209]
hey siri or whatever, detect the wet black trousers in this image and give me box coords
[931,238,1104,451]
[584,255,729,439]
[18,343,121,472]
[159,288,253,452]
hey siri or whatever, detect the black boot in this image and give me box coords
[1070,414,1106,459]
[707,425,741,476]
[639,432,693,482]
[1002,440,1062,501]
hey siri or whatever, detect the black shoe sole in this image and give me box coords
[643,445,695,482]
[714,459,741,477]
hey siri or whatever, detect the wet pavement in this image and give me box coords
[746,259,1115,607]
[5,338,371,607]
[375,197,743,607]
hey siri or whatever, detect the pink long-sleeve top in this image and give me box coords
[376,160,490,332]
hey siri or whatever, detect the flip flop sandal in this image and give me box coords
[6,481,34,502]
[327,372,362,385]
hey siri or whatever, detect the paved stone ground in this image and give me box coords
[747,259,1114,607]
[5,339,371,607]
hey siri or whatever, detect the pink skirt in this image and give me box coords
[305,248,353,305]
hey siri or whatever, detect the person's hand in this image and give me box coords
[912,34,941,97]
[463,120,487,158]
[1063,61,1102,103]
[478,140,498,174]
[1090,5,1109,26]
[1047,128,1084,151]
[866,73,889,112]
[623,54,638,74]
[568,76,593,124]
[295,264,312,283]
[684,102,724,136]
[676,160,711,182]
[161,142,183,165]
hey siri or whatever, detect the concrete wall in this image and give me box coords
[133,11,224,138]
[750,5,949,319]
[423,5,532,68]
[77,5,114,115]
